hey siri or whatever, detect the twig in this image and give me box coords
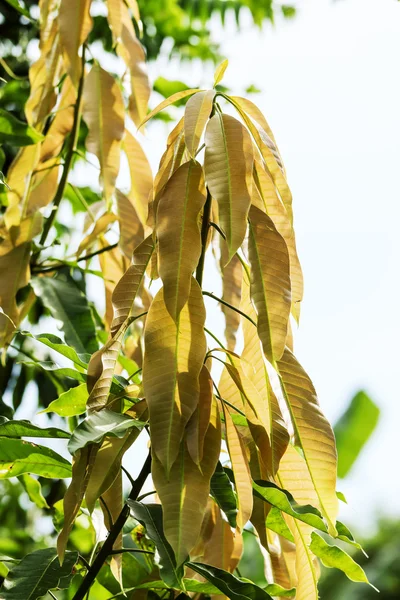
[202,290,256,327]
[108,548,154,556]
[195,188,212,286]
[32,243,119,274]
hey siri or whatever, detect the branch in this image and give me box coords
[195,188,212,287]
[32,243,119,274]
[202,291,257,327]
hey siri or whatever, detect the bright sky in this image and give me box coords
[139,0,400,532]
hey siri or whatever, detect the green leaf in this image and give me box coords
[0,417,70,439]
[21,332,90,368]
[154,77,190,100]
[127,501,184,588]
[210,461,238,527]
[18,473,49,509]
[31,277,98,355]
[187,563,273,600]
[3,0,31,19]
[0,438,71,479]
[0,548,78,599]
[0,109,43,146]
[18,360,86,383]
[40,383,88,417]
[68,410,145,455]
[264,583,296,597]
[265,506,294,543]
[309,532,378,589]
[334,391,380,478]
[336,520,367,556]
[253,480,328,533]
[135,579,220,594]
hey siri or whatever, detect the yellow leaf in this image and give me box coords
[82,64,125,203]
[28,157,60,214]
[115,189,144,258]
[40,76,76,163]
[248,204,291,365]
[204,114,253,261]
[222,403,253,531]
[152,118,186,202]
[57,445,98,563]
[277,350,338,535]
[123,130,153,228]
[101,470,123,584]
[106,0,123,42]
[152,396,221,565]
[157,160,206,321]
[77,212,118,256]
[58,0,92,86]
[253,160,303,318]
[87,236,153,411]
[4,146,41,224]
[99,241,129,330]
[220,240,242,351]
[117,3,150,127]
[143,277,206,474]
[0,244,30,348]
[184,90,215,157]
[186,364,213,465]
[268,531,297,591]
[214,59,229,87]
[139,89,202,129]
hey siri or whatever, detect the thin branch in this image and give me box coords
[32,243,119,273]
[121,465,136,489]
[209,221,226,239]
[195,188,212,287]
[108,548,154,556]
[137,490,156,502]
[202,291,256,327]
[99,496,114,528]
[215,393,246,418]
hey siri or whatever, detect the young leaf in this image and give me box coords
[68,410,145,455]
[0,548,78,599]
[157,161,206,320]
[204,113,253,261]
[128,501,184,588]
[309,532,377,589]
[248,205,291,365]
[0,438,72,479]
[184,89,215,157]
[214,59,229,86]
[18,473,49,509]
[41,383,88,417]
[59,0,92,85]
[139,89,202,129]
[31,277,98,355]
[188,562,273,600]
[0,109,44,146]
[143,278,207,473]
[0,417,69,439]
[210,461,238,528]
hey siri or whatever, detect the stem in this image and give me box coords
[34,46,86,258]
[72,452,152,600]
[195,189,212,287]
[202,291,256,327]
[108,548,154,556]
[32,243,119,274]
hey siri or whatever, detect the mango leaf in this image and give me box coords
[31,277,98,355]
[204,113,253,261]
[139,89,202,129]
[68,410,145,455]
[336,520,367,555]
[0,438,71,479]
[41,383,88,417]
[0,417,69,439]
[154,77,190,98]
[264,583,296,597]
[3,0,31,19]
[0,548,78,599]
[18,473,49,509]
[188,563,273,600]
[309,532,377,589]
[248,205,291,365]
[334,390,379,478]
[123,130,153,228]
[277,349,338,536]
[143,278,207,473]
[157,161,206,320]
[22,332,90,368]
[265,507,294,543]
[59,0,92,85]
[0,109,43,146]
[128,501,184,588]
[184,90,215,157]
[253,480,328,533]
[210,461,238,528]
[185,364,213,465]
[18,360,86,384]
[214,59,229,86]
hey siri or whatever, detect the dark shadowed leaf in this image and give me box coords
[0,109,43,146]
[188,563,273,600]
[0,438,71,479]
[0,417,70,439]
[22,332,91,368]
[210,461,238,527]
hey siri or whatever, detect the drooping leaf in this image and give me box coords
[0,438,71,479]
[128,501,184,588]
[252,480,328,533]
[214,59,229,86]
[184,90,215,157]
[139,89,202,129]
[0,109,44,146]
[41,383,88,417]
[210,461,238,528]
[247,205,291,365]
[334,390,380,478]
[59,0,93,85]
[116,188,143,259]
[68,410,145,455]
[82,63,125,203]
[0,548,78,599]
[143,277,207,473]
[188,562,273,600]
[3,0,31,19]
[204,113,253,261]
[0,417,69,439]
[335,521,367,555]
[185,364,213,465]
[0,244,31,349]
[18,473,49,509]
[123,130,153,228]
[220,240,242,351]
[31,277,98,355]
[265,507,294,542]
[152,396,221,566]
[277,349,338,535]
[157,160,206,320]
[309,532,377,589]
[19,360,86,384]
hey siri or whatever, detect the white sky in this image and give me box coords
[138,0,400,532]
